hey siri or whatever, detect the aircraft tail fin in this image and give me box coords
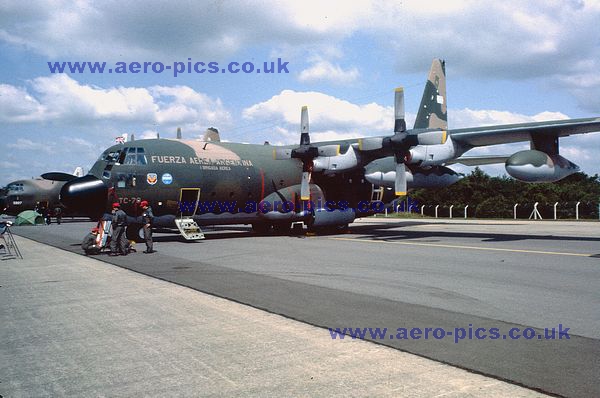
[414,59,447,130]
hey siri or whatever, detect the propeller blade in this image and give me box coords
[300,105,310,145]
[273,148,293,160]
[417,130,447,145]
[300,171,311,200]
[317,145,340,157]
[358,137,384,151]
[394,162,407,196]
[394,87,406,133]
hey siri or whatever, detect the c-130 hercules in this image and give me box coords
[59,59,600,240]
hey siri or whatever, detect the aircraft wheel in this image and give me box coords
[252,223,272,235]
[336,223,350,232]
[272,222,291,235]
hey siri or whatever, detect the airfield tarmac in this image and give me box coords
[7,217,600,397]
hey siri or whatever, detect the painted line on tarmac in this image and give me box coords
[329,237,594,257]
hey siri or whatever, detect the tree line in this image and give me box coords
[409,168,600,219]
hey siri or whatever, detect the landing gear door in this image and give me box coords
[179,188,201,218]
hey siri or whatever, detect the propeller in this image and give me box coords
[393,87,408,196]
[273,106,340,201]
[358,87,447,196]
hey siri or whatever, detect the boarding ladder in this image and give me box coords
[370,185,384,203]
[175,218,205,240]
[177,188,205,240]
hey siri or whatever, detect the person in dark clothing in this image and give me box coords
[110,202,128,256]
[54,206,62,224]
[82,228,101,255]
[41,205,51,225]
[141,200,155,253]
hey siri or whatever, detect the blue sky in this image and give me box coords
[1,0,600,185]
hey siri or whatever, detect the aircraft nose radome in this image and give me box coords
[60,175,108,216]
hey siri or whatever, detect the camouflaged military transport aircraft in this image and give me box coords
[59,59,600,240]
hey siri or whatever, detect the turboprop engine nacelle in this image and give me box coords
[505,150,579,183]
[408,135,457,166]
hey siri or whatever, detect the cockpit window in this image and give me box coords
[101,150,122,163]
[136,148,147,165]
[99,147,146,166]
[118,150,127,164]
[123,147,147,165]
[7,183,24,192]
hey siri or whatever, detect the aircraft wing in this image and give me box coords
[449,117,600,147]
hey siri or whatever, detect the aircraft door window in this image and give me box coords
[117,174,126,188]
[116,173,137,188]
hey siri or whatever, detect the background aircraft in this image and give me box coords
[59,59,600,239]
[1,168,84,216]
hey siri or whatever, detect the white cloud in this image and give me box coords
[449,108,573,159]
[150,86,229,126]
[7,138,54,153]
[560,146,593,162]
[450,108,569,128]
[29,74,157,122]
[0,1,368,61]
[298,59,359,85]
[0,74,232,132]
[243,89,393,135]
[139,129,160,139]
[2,2,600,112]
[60,136,95,150]
[0,160,19,169]
[0,84,45,123]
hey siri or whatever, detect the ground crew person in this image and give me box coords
[141,200,155,253]
[54,206,62,224]
[110,202,128,256]
[81,228,101,255]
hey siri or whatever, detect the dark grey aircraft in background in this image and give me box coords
[58,59,600,240]
[1,168,84,215]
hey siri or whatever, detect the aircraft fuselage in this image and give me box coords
[73,138,380,228]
